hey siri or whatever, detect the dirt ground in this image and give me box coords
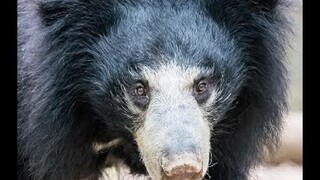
[249,162,302,180]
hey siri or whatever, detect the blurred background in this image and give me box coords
[249,0,302,179]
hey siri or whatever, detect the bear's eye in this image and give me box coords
[129,81,150,109]
[193,78,212,103]
[135,84,147,96]
[196,80,208,93]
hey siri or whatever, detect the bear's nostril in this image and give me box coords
[161,153,203,179]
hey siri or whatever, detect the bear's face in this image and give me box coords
[124,62,215,179]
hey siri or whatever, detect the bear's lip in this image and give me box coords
[160,153,203,179]
[162,174,203,180]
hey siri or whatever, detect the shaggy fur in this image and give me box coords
[18,0,290,179]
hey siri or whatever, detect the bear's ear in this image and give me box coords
[37,0,117,39]
[246,0,280,11]
[38,0,73,27]
[204,0,284,15]
[204,0,287,28]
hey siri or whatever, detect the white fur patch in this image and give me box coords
[92,138,123,153]
[142,62,200,94]
[99,163,150,180]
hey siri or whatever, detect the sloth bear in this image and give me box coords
[18,0,290,180]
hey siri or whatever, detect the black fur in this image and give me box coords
[18,0,290,179]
